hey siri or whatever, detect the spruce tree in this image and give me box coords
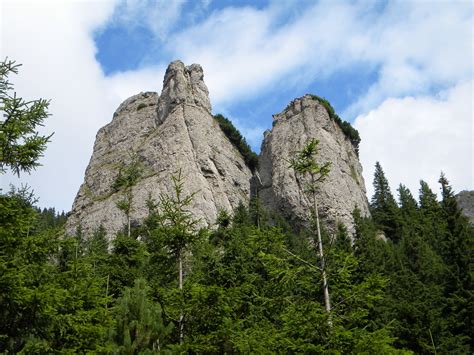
[113,157,143,237]
[370,162,400,242]
[437,174,473,351]
[290,138,332,325]
[0,59,52,175]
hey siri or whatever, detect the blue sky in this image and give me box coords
[1,0,473,212]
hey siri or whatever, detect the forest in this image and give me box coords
[1,59,473,353]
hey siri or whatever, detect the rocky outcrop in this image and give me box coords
[456,190,474,225]
[68,61,370,239]
[258,94,370,234]
[67,61,253,238]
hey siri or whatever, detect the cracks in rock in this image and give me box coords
[181,105,200,174]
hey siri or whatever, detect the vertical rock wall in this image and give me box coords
[258,95,370,234]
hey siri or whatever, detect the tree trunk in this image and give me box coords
[178,253,184,344]
[313,196,332,327]
[127,188,132,238]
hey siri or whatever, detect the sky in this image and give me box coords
[0,0,473,212]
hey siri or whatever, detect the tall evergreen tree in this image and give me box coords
[437,174,473,350]
[290,138,332,325]
[370,162,400,241]
[113,157,143,237]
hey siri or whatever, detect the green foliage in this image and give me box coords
[213,113,259,172]
[110,278,173,353]
[108,233,147,297]
[308,94,361,154]
[0,58,52,176]
[1,107,471,354]
[216,209,231,228]
[112,158,143,192]
[35,206,67,231]
[289,138,331,187]
[370,162,401,242]
[356,173,474,353]
[156,169,200,259]
[0,188,112,353]
[113,158,143,237]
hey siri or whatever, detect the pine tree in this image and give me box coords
[110,278,173,353]
[418,180,445,252]
[370,162,400,242]
[144,169,200,344]
[290,138,332,325]
[437,174,473,351]
[397,184,419,238]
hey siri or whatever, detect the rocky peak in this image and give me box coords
[157,60,211,124]
[258,94,370,234]
[66,61,252,239]
[67,61,370,239]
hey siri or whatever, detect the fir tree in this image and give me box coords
[0,59,52,175]
[289,138,332,325]
[370,162,400,242]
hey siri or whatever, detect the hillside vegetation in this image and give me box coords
[1,165,472,353]
[1,59,472,353]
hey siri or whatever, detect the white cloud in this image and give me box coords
[343,0,473,117]
[0,0,122,211]
[165,1,371,106]
[105,66,166,101]
[106,0,186,40]
[355,80,473,200]
[159,0,472,118]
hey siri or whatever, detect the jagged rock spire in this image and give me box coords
[157,60,211,124]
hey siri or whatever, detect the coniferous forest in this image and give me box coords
[1,59,473,353]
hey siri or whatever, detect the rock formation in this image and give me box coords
[66,61,253,238]
[456,190,474,225]
[67,61,370,239]
[258,95,370,234]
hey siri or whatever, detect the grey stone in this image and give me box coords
[67,63,370,241]
[258,94,370,235]
[66,62,252,239]
[456,190,474,225]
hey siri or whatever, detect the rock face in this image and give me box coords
[258,95,370,234]
[67,61,253,238]
[456,190,474,225]
[68,62,370,239]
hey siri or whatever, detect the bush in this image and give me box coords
[308,95,361,155]
[213,114,259,172]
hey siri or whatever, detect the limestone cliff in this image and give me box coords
[67,61,253,238]
[68,62,370,239]
[258,95,370,234]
